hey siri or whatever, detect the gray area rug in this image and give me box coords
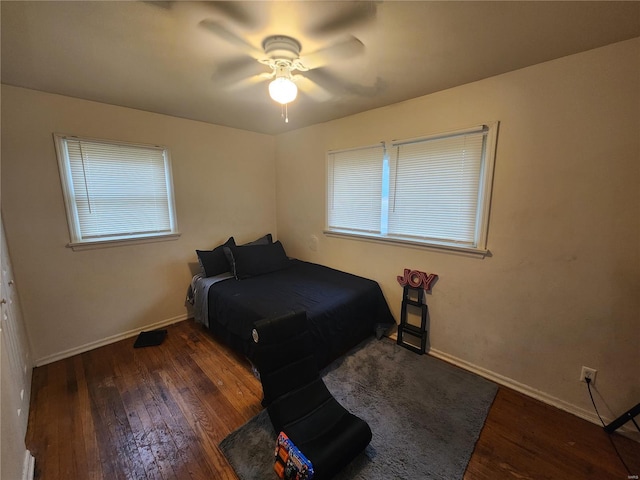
[219,338,498,479]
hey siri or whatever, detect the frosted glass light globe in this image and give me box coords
[269,77,298,104]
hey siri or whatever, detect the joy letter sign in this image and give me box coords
[397,268,438,292]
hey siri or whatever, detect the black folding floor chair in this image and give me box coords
[251,311,372,480]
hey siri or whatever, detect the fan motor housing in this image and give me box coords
[262,35,301,60]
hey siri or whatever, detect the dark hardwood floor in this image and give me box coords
[26,320,639,479]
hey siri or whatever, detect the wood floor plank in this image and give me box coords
[37,360,66,479]
[464,388,640,480]
[164,351,251,449]
[26,319,639,480]
[83,345,150,480]
[147,326,243,479]
[109,349,169,480]
[25,362,46,448]
[56,359,81,479]
[123,334,217,480]
[165,324,262,420]
[153,364,240,480]
[129,342,217,480]
[72,355,104,480]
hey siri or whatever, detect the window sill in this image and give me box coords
[323,230,490,258]
[67,233,181,251]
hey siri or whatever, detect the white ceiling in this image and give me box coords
[2,1,639,135]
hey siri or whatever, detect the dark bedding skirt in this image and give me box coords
[206,260,395,368]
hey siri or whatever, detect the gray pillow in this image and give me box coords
[243,233,273,246]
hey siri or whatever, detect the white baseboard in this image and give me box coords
[389,333,639,442]
[23,450,35,480]
[34,314,189,366]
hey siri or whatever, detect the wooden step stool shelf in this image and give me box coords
[397,285,428,354]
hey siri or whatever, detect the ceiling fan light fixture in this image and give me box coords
[269,77,298,105]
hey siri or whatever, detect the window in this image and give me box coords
[326,123,498,255]
[327,143,385,234]
[54,134,179,248]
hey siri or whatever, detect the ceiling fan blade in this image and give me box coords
[308,1,378,36]
[304,69,386,98]
[295,75,333,102]
[212,58,267,86]
[142,1,174,10]
[225,72,273,92]
[202,1,260,29]
[299,36,365,70]
[199,19,263,58]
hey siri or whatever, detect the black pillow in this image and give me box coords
[225,241,291,279]
[196,234,272,277]
[196,237,234,277]
[223,234,273,275]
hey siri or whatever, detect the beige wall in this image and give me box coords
[1,85,277,364]
[1,38,638,433]
[275,38,640,426]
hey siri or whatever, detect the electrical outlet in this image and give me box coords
[580,366,597,385]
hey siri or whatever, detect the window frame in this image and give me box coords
[53,133,180,250]
[324,122,499,257]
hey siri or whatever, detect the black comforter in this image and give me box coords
[206,260,395,367]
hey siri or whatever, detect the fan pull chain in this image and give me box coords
[281,103,289,123]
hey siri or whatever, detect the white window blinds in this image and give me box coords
[327,144,385,234]
[388,127,487,246]
[55,135,178,246]
[325,123,498,254]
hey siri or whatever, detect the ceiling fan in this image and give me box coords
[256,35,310,105]
[203,23,364,90]
[196,2,377,121]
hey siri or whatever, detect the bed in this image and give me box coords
[189,235,395,367]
